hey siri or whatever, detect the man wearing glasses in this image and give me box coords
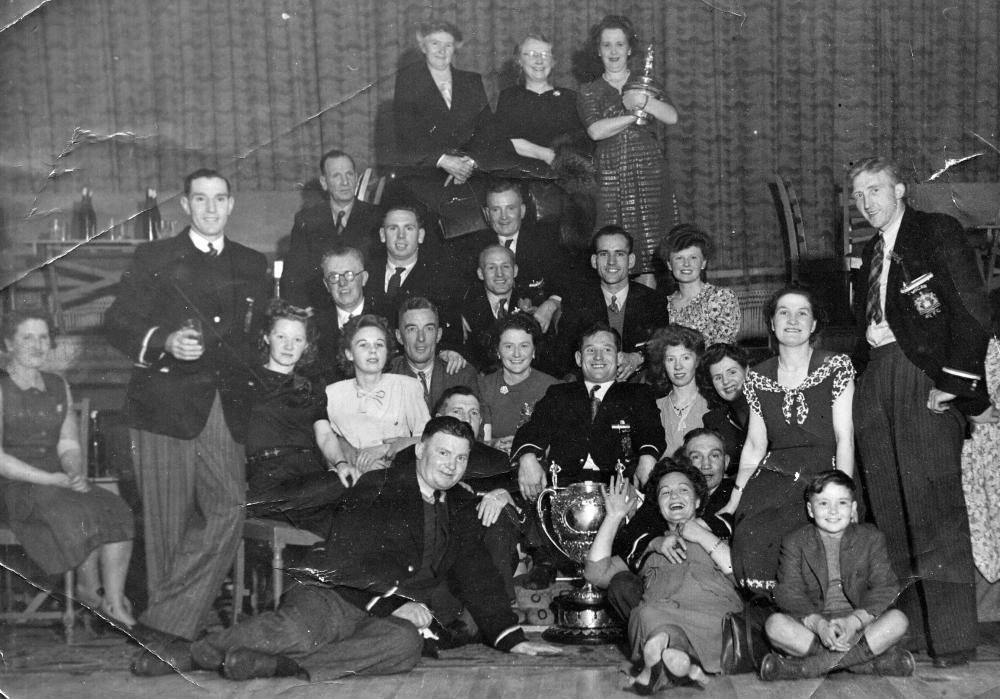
[312,245,373,383]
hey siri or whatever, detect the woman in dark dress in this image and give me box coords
[720,288,855,595]
[0,309,135,627]
[245,301,349,536]
[578,15,678,288]
[701,343,751,474]
[493,33,588,174]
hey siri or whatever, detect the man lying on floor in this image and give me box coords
[133,416,559,680]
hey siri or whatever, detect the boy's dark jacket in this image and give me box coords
[774,522,900,619]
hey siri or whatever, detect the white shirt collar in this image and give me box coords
[583,380,615,401]
[336,300,364,328]
[189,230,225,253]
[601,285,628,308]
[486,291,512,317]
[498,232,518,252]
[385,259,418,289]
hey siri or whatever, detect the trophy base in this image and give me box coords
[540,585,624,646]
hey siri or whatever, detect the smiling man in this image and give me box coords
[106,168,269,672]
[560,226,669,380]
[460,244,522,369]
[851,156,996,668]
[178,416,558,682]
[282,149,382,308]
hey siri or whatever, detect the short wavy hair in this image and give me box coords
[588,14,639,56]
[642,454,709,516]
[417,20,463,44]
[645,324,706,394]
[338,314,394,376]
[260,299,317,367]
[1,307,56,349]
[659,223,716,265]
[493,312,542,353]
[765,284,825,344]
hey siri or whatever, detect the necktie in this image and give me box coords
[417,370,430,400]
[386,266,405,297]
[206,242,218,257]
[335,210,346,235]
[433,490,449,561]
[496,299,508,319]
[503,238,513,250]
[866,235,885,324]
[608,295,620,314]
[438,82,452,108]
[590,384,602,422]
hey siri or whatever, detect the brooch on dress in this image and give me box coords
[499,385,509,395]
[901,272,941,319]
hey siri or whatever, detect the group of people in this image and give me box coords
[0,10,995,693]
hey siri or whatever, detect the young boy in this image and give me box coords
[760,470,914,680]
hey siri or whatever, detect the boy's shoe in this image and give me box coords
[849,645,915,676]
[760,653,814,681]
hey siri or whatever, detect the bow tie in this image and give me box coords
[356,387,386,413]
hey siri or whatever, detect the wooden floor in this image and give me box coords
[3,623,1000,699]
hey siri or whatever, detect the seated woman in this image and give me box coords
[587,459,742,692]
[327,315,430,475]
[0,309,135,627]
[701,342,750,474]
[245,300,349,536]
[720,286,855,595]
[660,225,741,345]
[493,32,589,175]
[477,314,559,453]
[646,324,711,457]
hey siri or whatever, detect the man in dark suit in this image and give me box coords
[512,322,665,496]
[312,245,374,384]
[851,156,998,668]
[104,169,270,664]
[458,180,577,333]
[392,21,491,183]
[389,296,478,411]
[281,149,382,308]
[459,244,525,370]
[181,417,557,682]
[560,226,670,380]
[367,205,461,338]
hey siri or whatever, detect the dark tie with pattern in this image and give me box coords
[386,266,405,297]
[335,210,346,235]
[503,238,513,249]
[496,299,508,319]
[866,235,885,324]
[608,294,620,314]
[417,370,430,401]
[590,384,602,422]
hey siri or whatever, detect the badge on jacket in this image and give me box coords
[901,272,941,318]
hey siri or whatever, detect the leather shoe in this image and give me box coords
[759,653,811,681]
[223,647,306,681]
[850,646,915,676]
[190,639,225,672]
[130,639,193,677]
[931,651,970,668]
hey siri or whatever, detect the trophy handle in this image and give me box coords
[537,486,574,561]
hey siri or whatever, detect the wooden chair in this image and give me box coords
[231,517,321,625]
[771,173,807,283]
[355,167,387,205]
[0,399,91,643]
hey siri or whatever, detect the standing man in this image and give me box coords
[852,156,996,667]
[389,296,478,411]
[105,169,269,665]
[281,149,382,308]
[561,226,669,380]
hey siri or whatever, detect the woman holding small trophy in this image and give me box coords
[578,14,679,289]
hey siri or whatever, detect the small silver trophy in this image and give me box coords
[622,44,665,126]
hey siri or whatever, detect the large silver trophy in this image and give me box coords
[536,461,627,645]
[622,44,664,126]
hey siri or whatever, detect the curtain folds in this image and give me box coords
[1,0,997,271]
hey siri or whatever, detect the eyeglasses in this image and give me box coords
[324,271,363,285]
[521,51,552,60]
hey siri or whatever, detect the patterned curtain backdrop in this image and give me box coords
[1,0,998,272]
